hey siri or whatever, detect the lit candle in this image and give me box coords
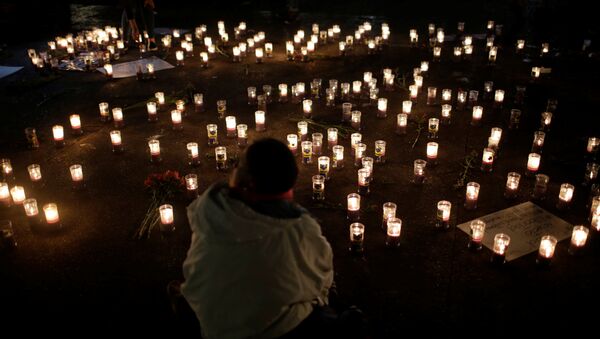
[375,140,386,163]
[378,202,397,229]
[540,112,552,131]
[146,63,155,78]
[377,98,387,118]
[0,182,11,208]
[327,128,338,149]
[453,47,462,58]
[43,203,60,226]
[247,87,257,106]
[146,101,158,122]
[332,145,344,169]
[23,198,41,228]
[409,29,418,44]
[396,113,408,135]
[347,193,361,221]
[175,100,185,113]
[488,46,497,63]
[222,116,236,138]
[253,110,266,132]
[307,133,322,157]
[26,164,42,183]
[465,182,480,210]
[317,156,330,180]
[531,131,546,154]
[427,87,437,106]
[414,75,423,88]
[255,47,263,63]
[148,139,161,163]
[1,158,13,181]
[236,124,248,147]
[557,183,575,210]
[420,61,429,73]
[413,159,426,184]
[351,110,361,131]
[350,133,362,150]
[386,217,402,247]
[426,142,438,164]
[428,118,439,139]
[468,220,486,251]
[99,102,110,122]
[297,121,308,141]
[301,141,313,165]
[109,130,123,153]
[207,124,218,146]
[541,42,549,55]
[352,81,362,97]
[340,83,350,100]
[69,114,82,135]
[155,92,165,106]
[9,185,25,205]
[433,46,441,60]
[409,85,418,102]
[349,222,365,253]
[527,153,541,175]
[104,64,113,78]
[159,204,175,233]
[530,173,550,200]
[494,89,504,108]
[436,200,452,229]
[185,173,198,199]
[112,107,124,128]
[457,90,467,108]
[569,225,589,255]
[339,102,351,122]
[176,50,184,66]
[471,106,483,126]
[584,162,599,186]
[589,196,600,225]
[312,175,325,201]
[481,148,494,172]
[187,142,200,166]
[531,66,541,79]
[536,235,557,266]
[170,110,183,130]
[265,43,273,57]
[491,233,510,265]
[503,172,521,199]
[302,99,312,118]
[215,146,228,171]
[516,39,525,52]
[354,143,366,167]
[587,137,599,154]
[287,134,298,155]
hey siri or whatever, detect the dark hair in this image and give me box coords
[244,138,298,194]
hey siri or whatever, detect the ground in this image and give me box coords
[1,3,600,337]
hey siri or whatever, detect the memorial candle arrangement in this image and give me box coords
[464,182,480,210]
[312,175,325,201]
[187,142,200,166]
[568,225,589,255]
[556,183,574,210]
[52,125,65,147]
[468,220,486,251]
[386,218,402,248]
[491,233,510,265]
[347,193,361,221]
[436,200,451,229]
[148,139,161,163]
[349,222,365,254]
[159,204,175,233]
[536,235,557,266]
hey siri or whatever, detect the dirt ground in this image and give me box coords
[1,4,600,337]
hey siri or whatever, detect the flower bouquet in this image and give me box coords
[133,170,185,239]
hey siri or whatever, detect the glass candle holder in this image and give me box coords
[527,153,541,176]
[377,98,388,118]
[287,134,298,155]
[312,175,325,201]
[24,127,40,150]
[185,173,199,199]
[436,200,452,229]
[351,133,362,150]
[207,124,218,146]
[464,182,480,210]
[278,83,288,103]
[557,183,575,210]
[215,146,228,171]
[396,113,408,135]
[301,141,313,164]
[340,83,350,100]
[236,124,248,147]
[247,86,257,105]
[540,112,552,131]
[23,198,42,228]
[584,162,599,186]
[112,107,124,129]
[589,195,600,224]
[318,156,330,180]
[413,159,426,184]
[332,145,344,169]
[503,172,521,199]
[27,164,42,183]
[587,137,599,155]
[1,159,13,181]
[225,116,237,138]
[43,203,61,227]
[252,110,266,132]
[426,142,438,164]
[531,131,546,154]
[441,105,452,124]
[347,193,361,221]
[569,225,589,255]
[536,235,557,266]
[216,100,227,118]
[441,89,452,103]
[99,102,110,122]
[10,186,26,205]
[386,217,402,247]
[354,143,367,167]
[175,100,186,114]
[159,204,175,233]
[327,128,338,149]
[307,132,322,155]
[302,99,313,118]
[530,173,550,200]
[297,121,308,141]
[375,140,386,163]
[69,164,85,190]
[428,118,439,139]
[187,142,200,166]
[171,110,183,130]
[52,125,65,147]
[0,182,11,208]
[409,84,418,102]
[381,202,397,229]
[491,233,510,265]
[109,130,123,153]
[481,148,494,172]
[507,109,521,130]
[146,101,158,122]
[148,139,161,163]
[471,106,483,126]
[362,157,374,182]
[349,222,365,253]
[402,100,412,115]
[468,220,486,251]
[456,90,467,109]
[194,93,204,113]
[69,114,83,135]
[427,87,437,106]
[468,90,479,108]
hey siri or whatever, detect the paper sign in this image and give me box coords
[457,202,572,261]
[97,56,174,78]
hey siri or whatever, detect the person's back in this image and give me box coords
[181,138,334,339]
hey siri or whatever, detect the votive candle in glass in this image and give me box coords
[436,200,452,229]
[426,142,438,164]
[69,114,83,135]
[175,100,185,114]
[318,156,330,180]
[557,183,574,210]
[254,110,266,132]
[375,140,386,163]
[349,222,365,253]
[377,98,388,118]
[350,133,362,150]
[185,173,199,199]
[312,175,325,201]
[278,83,288,103]
[536,235,557,266]
[413,159,426,184]
[386,218,402,247]
[504,172,521,199]
[297,121,308,141]
[148,139,161,163]
[441,105,452,124]
[0,159,13,181]
[69,164,84,190]
[354,143,367,167]
[427,87,437,105]
[52,125,65,147]
[327,128,338,149]
[396,113,408,135]
[0,182,11,208]
[347,193,361,221]
[531,66,541,79]
[428,118,439,139]
[481,148,494,172]
[332,145,344,169]
[146,101,158,122]
[468,220,486,251]
[569,225,589,255]
[287,134,298,155]
[27,164,42,183]
[99,102,110,122]
[187,142,200,166]
[216,100,227,118]
[23,198,41,228]
[194,93,204,112]
[402,100,412,115]
[351,111,361,131]
[527,153,541,175]
[491,233,510,265]
[409,84,418,102]
[531,174,550,200]
[587,137,599,155]
[465,182,480,210]
[222,116,236,137]
[109,130,123,153]
[301,141,313,164]
[43,203,61,226]
[171,110,183,130]
[112,107,124,128]
[310,133,323,155]
[540,112,552,131]
[302,99,312,118]
[531,131,545,154]
[159,204,175,233]
[584,162,599,186]
[471,106,483,126]
[10,186,25,205]
[155,92,165,106]
[215,146,228,171]
[442,89,452,103]
[207,124,218,146]
[236,124,248,147]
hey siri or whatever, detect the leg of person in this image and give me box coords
[142,2,156,50]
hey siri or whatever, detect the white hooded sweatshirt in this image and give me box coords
[181,183,334,339]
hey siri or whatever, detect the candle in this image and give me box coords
[327,128,338,149]
[433,46,441,60]
[187,142,200,166]
[439,104,452,125]
[206,124,219,146]
[471,106,483,126]
[246,87,257,106]
[584,162,599,186]
[351,110,361,131]
[530,173,550,200]
[508,109,522,129]
[26,164,42,183]
[569,225,589,255]
[491,233,510,265]
[426,142,439,164]
[457,90,467,108]
[0,182,11,208]
[112,107,124,128]
[527,153,541,175]
[557,183,575,210]
[494,89,504,107]
[531,66,541,78]
[1,159,13,181]
[297,121,308,141]
[377,98,387,118]
[516,39,525,52]
[147,101,158,122]
[23,198,41,228]
[332,145,344,169]
[489,127,503,150]
[427,87,437,106]
[468,220,486,251]
[536,235,557,266]
[587,137,599,154]
[441,89,452,103]
[155,92,165,106]
[396,113,408,135]
[349,222,365,253]
[350,133,362,150]
[216,99,227,118]
[465,182,480,210]
[301,99,313,118]
[159,204,175,233]
[530,131,546,154]
[110,130,123,153]
[413,159,426,184]
[354,143,366,167]
[317,156,330,180]
[43,203,60,226]
[147,139,161,163]
[337,102,351,123]
[104,64,113,78]
[176,99,186,113]
[409,85,418,101]
[414,75,423,88]
[488,46,497,63]
[69,114,83,135]
[481,148,494,172]
[340,83,350,100]
[453,47,462,59]
[9,186,25,205]
[301,141,313,165]
[99,102,110,122]
[220,116,235,138]
[234,124,248,147]
[375,140,386,163]
[185,173,199,199]
[540,112,552,131]
[503,172,521,199]
[146,63,155,78]
[352,81,362,98]
[436,200,452,229]
[362,157,374,183]
[409,29,418,44]
[255,47,263,63]
[215,146,228,171]
[52,125,65,147]
[589,196,600,225]
[169,110,183,130]
[541,42,550,55]
[176,50,184,66]
[428,118,439,139]
[312,175,325,201]
[386,217,402,247]
[286,134,298,155]
[265,43,273,57]
[346,193,361,221]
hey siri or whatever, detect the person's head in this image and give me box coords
[230,138,298,195]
